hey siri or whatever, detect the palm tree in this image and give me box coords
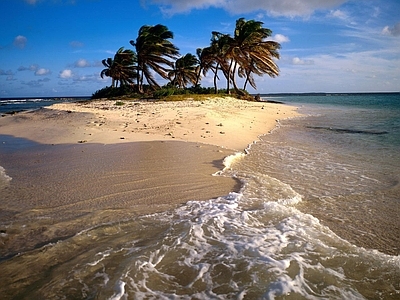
[130,24,179,93]
[206,18,280,95]
[194,48,205,86]
[100,47,137,88]
[229,18,280,94]
[198,32,231,94]
[239,40,280,90]
[168,53,199,88]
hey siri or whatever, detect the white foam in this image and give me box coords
[108,280,126,300]
[218,152,246,173]
[0,166,12,189]
[86,250,111,266]
[44,187,399,299]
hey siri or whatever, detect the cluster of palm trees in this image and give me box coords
[100,18,281,95]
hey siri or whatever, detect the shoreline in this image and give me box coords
[0,97,299,257]
[0,96,299,151]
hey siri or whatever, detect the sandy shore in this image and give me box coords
[0,96,298,151]
[0,96,298,257]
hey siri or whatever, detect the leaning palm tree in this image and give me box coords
[200,32,232,94]
[239,40,281,90]
[194,48,205,86]
[100,47,137,87]
[229,18,280,94]
[207,18,280,95]
[130,24,180,93]
[168,53,199,88]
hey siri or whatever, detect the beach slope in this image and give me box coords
[0,96,298,257]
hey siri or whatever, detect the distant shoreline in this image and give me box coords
[259,91,400,97]
[1,91,399,101]
[0,96,90,101]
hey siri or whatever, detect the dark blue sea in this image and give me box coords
[0,97,89,114]
[0,93,399,299]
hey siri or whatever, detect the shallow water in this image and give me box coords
[0,94,399,299]
[254,94,400,255]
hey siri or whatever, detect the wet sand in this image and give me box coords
[0,97,299,257]
[0,139,240,258]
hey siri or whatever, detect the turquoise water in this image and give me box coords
[0,93,399,299]
[256,93,400,254]
[266,93,400,147]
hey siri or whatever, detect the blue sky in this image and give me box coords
[1,0,399,97]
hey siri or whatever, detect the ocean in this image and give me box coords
[0,97,89,114]
[0,93,399,299]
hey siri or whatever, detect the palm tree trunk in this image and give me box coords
[243,77,249,90]
[213,63,220,94]
[226,60,235,94]
[139,69,144,93]
[137,69,141,93]
[195,66,202,87]
[243,69,251,90]
[232,61,240,93]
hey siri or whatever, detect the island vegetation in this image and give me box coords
[93,18,281,100]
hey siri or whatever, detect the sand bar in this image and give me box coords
[0,96,298,151]
[0,97,298,257]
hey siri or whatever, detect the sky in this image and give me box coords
[0,0,399,97]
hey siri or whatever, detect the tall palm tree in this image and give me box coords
[199,32,231,94]
[100,47,137,88]
[229,18,280,94]
[194,48,205,87]
[130,24,179,93]
[168,53,199,88]
[239,40,280,90]
[206,18,280,94]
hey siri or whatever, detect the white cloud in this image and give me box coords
[59,69,73,79]
[292,57,314,65]
[273,34,290,43]
[382,22,400,37]
[146,0,349,17]
[74,59,91,68]
[276,48,400,93]
[13,35,27,49]
[73,74,98,82]
[328,9,348,20]
[35,68,51,76]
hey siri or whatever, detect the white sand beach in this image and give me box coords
[0,96,298,151]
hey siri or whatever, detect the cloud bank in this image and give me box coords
[146,0,349,17]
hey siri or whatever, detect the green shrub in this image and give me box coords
[92,85,135,99]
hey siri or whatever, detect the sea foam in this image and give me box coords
[0,166,11,189]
